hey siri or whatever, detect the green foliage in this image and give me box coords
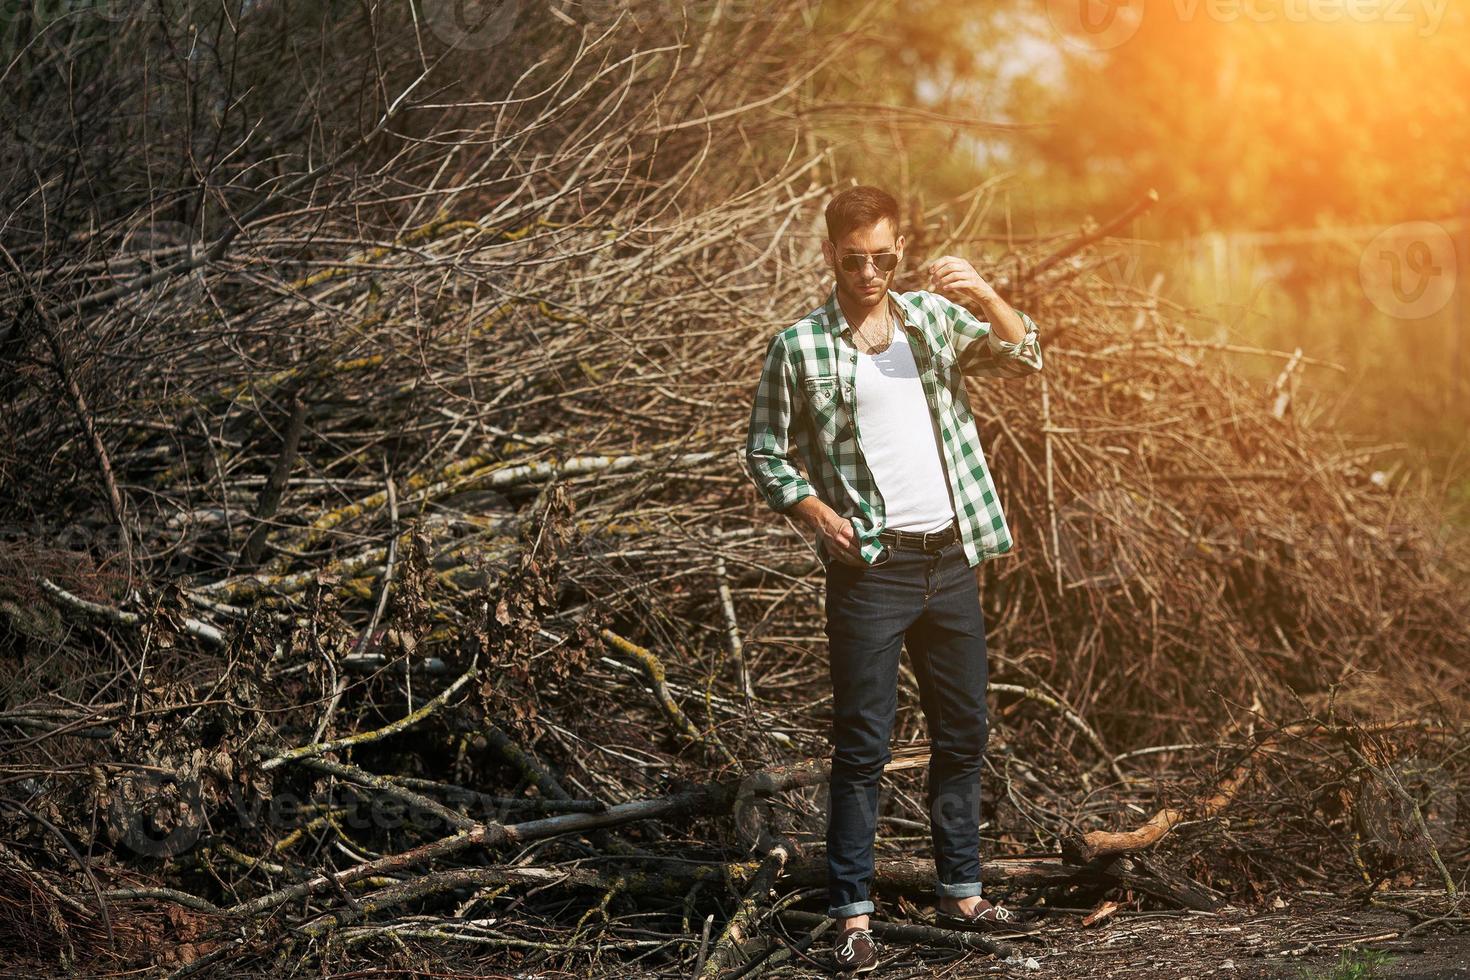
[798,0,1470,497]
[1296,946,1399,980]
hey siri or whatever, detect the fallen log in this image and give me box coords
[1060,720,1445,865]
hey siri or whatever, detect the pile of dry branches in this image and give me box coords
[1,1,1466,975]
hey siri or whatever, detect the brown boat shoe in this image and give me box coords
[832,925,879,973]
[934,896,1041,933]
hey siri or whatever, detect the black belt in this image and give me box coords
[877,520,958,552]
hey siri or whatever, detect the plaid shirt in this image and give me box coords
[743,284,1043,568]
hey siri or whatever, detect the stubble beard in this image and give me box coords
[837,271,891,312]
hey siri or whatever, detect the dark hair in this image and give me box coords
[824,185,900,244]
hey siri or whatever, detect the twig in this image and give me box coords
[599,627,739,766]
[39,578,225,647]
[262,658,478,771]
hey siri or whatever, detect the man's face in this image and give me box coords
[824,217,904,308]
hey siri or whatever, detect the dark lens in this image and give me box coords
[840,252,899,273]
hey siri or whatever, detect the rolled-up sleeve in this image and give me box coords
[744,333,817,514]
[933,292,1044,379]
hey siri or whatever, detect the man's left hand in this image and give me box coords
[927,256,996,308]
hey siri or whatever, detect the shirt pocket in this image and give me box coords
[929,346,959,401]
[801,374,850,444]
[929,349,978,430]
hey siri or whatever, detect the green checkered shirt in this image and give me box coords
[744,284,1043,568]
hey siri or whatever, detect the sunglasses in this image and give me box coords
[838,250,899,274]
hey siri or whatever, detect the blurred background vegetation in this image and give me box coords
[0,5,1465,969]
[3,0,1463,529]
[800,0,1469,531]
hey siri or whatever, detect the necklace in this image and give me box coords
[856,300,894,355]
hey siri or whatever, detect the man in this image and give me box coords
[743,185,1043,973]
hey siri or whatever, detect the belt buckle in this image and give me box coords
[924,523,951,551]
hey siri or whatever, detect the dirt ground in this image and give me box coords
[802,896,1470,979]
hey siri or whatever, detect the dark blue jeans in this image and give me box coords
[822,537,990,918]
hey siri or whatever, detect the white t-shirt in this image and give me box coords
[852,327,956,533]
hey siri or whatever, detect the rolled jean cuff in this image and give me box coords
[935,880,984,899]
[828,899,875,918]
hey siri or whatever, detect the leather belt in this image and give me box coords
[877,520,958,553]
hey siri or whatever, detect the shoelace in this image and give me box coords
[838,929,872,957]
[950,901,1017,922]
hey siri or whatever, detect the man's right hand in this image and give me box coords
[790,497,866,567]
